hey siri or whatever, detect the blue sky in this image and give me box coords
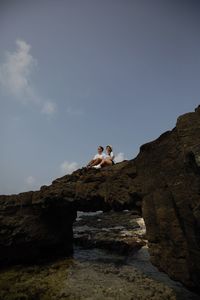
[0,0,200,194]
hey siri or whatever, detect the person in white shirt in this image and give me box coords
[93,145,115,169]
[86,146,105,168]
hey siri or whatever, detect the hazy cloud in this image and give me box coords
[114,152,125,163]
[0,39,56,115]
[25,175,36,186]
[42,101,57,115]
[60,161,79,175]
[0,39,37,100]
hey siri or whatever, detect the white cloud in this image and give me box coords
[60,161,79,175]
[25,175,36,186]
[0,39,56,115]
[42,101,57,115]
[0,39,36,100]
[114,152,126,163]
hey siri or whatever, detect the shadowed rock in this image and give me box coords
[0,191,76,265]
[137,107,200,291]
[0,106,200,291]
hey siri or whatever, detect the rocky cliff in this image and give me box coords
[137,106,200,291]
[0,106,200,291]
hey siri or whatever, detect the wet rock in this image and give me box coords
[73,211,146,254]
[0,257,178,300]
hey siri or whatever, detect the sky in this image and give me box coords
[0,0,200,195]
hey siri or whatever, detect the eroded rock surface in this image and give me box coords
[137,107,200,290]
[0,191,76,265]
[0,256,179,300]
[74,211,146,253]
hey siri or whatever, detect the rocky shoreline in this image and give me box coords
[0,256,178,300]
[0,106,200,292]
[0,210,199,300]
[74,210,146,254]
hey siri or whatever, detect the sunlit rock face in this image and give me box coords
[0,106,200,291]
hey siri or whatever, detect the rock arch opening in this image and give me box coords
[73,208,147,256]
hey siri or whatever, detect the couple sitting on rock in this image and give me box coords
[87,145,115,169]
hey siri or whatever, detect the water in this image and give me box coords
[73,211,200,300]
[0,210,199,300]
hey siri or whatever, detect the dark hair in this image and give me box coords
[106,145,112,152]
[98,146,104,151]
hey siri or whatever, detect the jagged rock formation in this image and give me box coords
[137,106,200,291]
[0,106,200,291]
[0,191,76,265]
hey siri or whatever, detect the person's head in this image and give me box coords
[97,146,104,154]
[106,145,112,154]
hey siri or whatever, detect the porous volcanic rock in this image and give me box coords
[0,191,76,265]
[136,106,200,291]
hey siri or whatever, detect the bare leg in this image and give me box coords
[89,158,102,167]
[86,159,95,168]
[100,159,112,167]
